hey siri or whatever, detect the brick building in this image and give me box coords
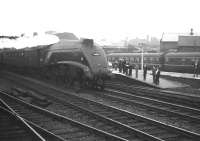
[160,30,200,52]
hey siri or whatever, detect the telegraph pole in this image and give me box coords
[141,46,143,71]
[139,43,144,71]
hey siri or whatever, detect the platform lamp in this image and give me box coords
[139,43,144,71]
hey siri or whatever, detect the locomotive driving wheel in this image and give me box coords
[97,78,105,90]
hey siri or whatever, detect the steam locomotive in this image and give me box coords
[0,38,111,89]
[107,52,200,73]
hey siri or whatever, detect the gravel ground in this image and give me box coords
[1,72,199,136]
[0,78,109,141]
[73,90,200,134]
[0,78,15,91]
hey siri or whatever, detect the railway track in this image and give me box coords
[0,88,160,140]
[0,106,44,141]
[0,98,65,141]
[0,91,124,141]
[2,71,200,140]
[50,91,200,141]
[26,88,200,141]
[81,88,200,133]
[2,82,200,140]
[105,81,200,109]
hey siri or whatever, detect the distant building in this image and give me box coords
[160,33,178,52]
[178,35,200,52]
[160,30,200,52]
[102,45,138,54]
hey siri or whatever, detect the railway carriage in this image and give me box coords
[107,52,200,73]
[164,52,200,73]
[107,52,161,69]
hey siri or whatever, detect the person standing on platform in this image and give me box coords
[125,62,129,75]
[119,59,122,73]
[114,60,118,70]
[152,65,156,84]
[129,63,133,76]
[143,64,147,80]
[155,66,160,85]
[122,59,126,74]
[193,60,199,77]
[135,64,139,78]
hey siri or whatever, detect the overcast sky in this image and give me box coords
[1,0,200,41]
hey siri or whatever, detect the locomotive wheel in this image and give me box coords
[73,81,81,92]
[97,78,104,90]
[100,84,104,90]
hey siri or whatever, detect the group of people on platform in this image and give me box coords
[112,59,160,85]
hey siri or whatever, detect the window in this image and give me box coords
[152,58,157,62]
[130,57,134,61]
[181,58,186,62]
[165,57,169,62]
[192,58,195,61]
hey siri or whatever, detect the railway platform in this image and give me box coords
[111,69,198,89]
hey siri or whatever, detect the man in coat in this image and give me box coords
[143,64,147,80]
[193,60,199,77]
[155,66,160,85]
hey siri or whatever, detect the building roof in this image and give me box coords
[161,33,200,42]
[161,33,179,42]
[161,33,200,46]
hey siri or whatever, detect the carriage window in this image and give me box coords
[156,58,159,61]
[168,58,182,63]
[136,58,140,62]
[186,58,192,62]
[181,58,186,62]
[153,58,157,62]
[130,57,134,61]
[147,57,151,61]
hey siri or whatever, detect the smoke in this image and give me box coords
[0,33,59,49]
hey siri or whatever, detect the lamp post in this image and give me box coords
[139,43,144,71]
[141,46,144,71]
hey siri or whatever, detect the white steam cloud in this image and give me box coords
[0,33,59,49]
